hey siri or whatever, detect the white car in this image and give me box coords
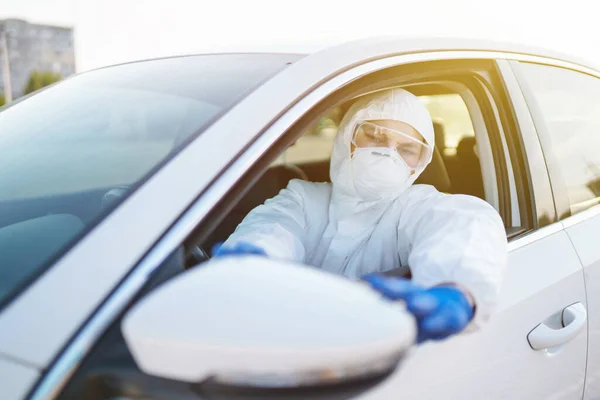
[1,37,599,399]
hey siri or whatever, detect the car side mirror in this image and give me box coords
[122,256,416,389]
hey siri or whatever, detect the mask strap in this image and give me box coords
[350,137,358,159]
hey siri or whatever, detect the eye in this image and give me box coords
[398,147,418,157]
[363,128,385,142]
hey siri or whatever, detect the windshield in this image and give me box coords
[0,53,299,307]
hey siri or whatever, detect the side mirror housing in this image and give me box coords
[122,256,416,388]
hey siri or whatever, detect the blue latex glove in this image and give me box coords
[363,275,474,343]
[211,241,267,258]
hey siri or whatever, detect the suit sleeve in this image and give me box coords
[223,179,308,263]
[403,193,508,328]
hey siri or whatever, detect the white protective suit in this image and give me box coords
[224,88,508,325]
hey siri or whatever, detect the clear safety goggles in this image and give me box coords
[351,121,432,168]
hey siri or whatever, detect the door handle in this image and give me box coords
[527,302,587,350]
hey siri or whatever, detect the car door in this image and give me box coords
[511,60,600,400]
[353,57,588,400]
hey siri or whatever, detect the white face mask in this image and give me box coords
[351,147,413,200]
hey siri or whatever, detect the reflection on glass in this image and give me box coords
[518,62,600,215]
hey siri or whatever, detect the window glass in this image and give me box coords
[281,106,342,165]
[0,53,297,308]
[517,62,600,215]
[419,93,475,157]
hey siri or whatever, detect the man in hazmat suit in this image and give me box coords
[215,88,507,343]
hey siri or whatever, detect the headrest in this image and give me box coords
[414,146,452,193]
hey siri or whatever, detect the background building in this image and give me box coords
[0,18,74,99]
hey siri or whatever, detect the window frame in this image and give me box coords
[496,60,557,229]
[189,63,524,249]
[26,51,540,400]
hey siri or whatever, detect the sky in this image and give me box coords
[1,0,76,26]
[2,0,600,72]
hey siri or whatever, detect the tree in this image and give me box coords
[23,70,62,95]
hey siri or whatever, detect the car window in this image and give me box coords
[516,62,600,216]
[280,106,342,165]
[419,93,485,200]
[0,53,298,308]
[419,93,475,157]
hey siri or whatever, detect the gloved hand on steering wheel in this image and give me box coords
[363,275,475,343]
[211,241,267,258]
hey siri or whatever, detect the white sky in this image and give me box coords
[1,0,75,26]
[2,0,600,72]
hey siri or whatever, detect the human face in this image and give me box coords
[352,120,430,169]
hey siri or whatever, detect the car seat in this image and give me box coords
[414,145,452,193]
[449,136,485,199]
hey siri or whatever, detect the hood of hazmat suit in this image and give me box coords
[329,88,434,222]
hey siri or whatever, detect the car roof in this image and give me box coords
[302,36,600,72]
[86,35,599,75]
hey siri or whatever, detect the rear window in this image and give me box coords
[0,53,299,308]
